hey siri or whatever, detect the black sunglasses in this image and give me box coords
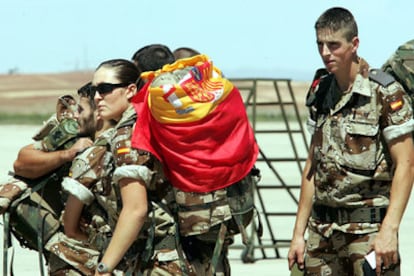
[91,82,131,96]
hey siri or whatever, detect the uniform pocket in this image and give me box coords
[341,120,379,170]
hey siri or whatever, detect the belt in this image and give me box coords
[312,205,387,225]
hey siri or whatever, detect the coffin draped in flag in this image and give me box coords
[132,54,258,193]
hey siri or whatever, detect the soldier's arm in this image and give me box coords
[98,178,148,274]
[13,138,93,179]
[288,143,315,271]
[373,134,414,273]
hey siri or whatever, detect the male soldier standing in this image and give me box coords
[288,7,414,275]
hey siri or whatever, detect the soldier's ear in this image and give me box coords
[126,83,137,100]
[351,36,359,53]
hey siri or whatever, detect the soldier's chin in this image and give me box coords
[324,62,338,74]
[325,66,337,74]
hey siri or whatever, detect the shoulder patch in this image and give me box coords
[369,69,395,87]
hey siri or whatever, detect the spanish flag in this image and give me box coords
[132,55,258,193]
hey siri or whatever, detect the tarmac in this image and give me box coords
[1,124,414,275]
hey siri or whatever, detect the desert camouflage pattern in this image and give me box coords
[174,187,232,236]
[305,228,400,275]
[174,174,255,237]
[382,39,414,96]
[306,58,414,237]
[64,127,115,202]
[59,125,130,273]
[57,115,124,269]
[0,178,27,214]
[87,106,195,275]
[0,95,99,275]
[174,173,257,276]
[45,232,100,276]
[139,200,196,276]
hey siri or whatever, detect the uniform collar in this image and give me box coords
[330,58,371,114]
[349,58,371,97]
[350,74,371,97]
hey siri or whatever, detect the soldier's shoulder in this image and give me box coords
[306,68,331,107]
[369,69,396,87]
[116,106,137,130]
[369,69,408,98]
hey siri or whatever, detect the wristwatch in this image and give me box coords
[97,262,110,273]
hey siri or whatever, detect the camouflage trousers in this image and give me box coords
[45,232,100,275]
[305,228,400,276]
[0,177,27,214]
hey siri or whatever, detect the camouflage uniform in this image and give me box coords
[135,55,260,276]
[174,172,257,276]
[61,106,194,275]
[0,95,79,215]
[0,95,91,275]
[304,59,414,275]
[44,127,115,275]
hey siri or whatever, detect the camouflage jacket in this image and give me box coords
[110,106,190,273]
[306,58,414,236]
[56,105,190,274]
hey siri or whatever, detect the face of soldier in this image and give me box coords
[93,67,133,122]
[77,96,96,138]
[316,28,359,75]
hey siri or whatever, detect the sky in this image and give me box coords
[1,0,413,80]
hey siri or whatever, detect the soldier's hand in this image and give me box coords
[65,138,93,161]
[288,235,306,271]
[372,224,398,275]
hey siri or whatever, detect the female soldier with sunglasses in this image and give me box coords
[87,59,193,275]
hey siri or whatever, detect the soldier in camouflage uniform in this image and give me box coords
[288,7,414,276]
[87,58,193,275]
[0,94,93,214]
[0,83,99,275]
[132,54,260,276]
[37,82,115,276]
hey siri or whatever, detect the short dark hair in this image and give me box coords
[315,7,358,42]
[131,44,175,72]
[77,81,96,109]
[173,47,201,60]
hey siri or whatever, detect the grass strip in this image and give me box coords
[0,113,51,125]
